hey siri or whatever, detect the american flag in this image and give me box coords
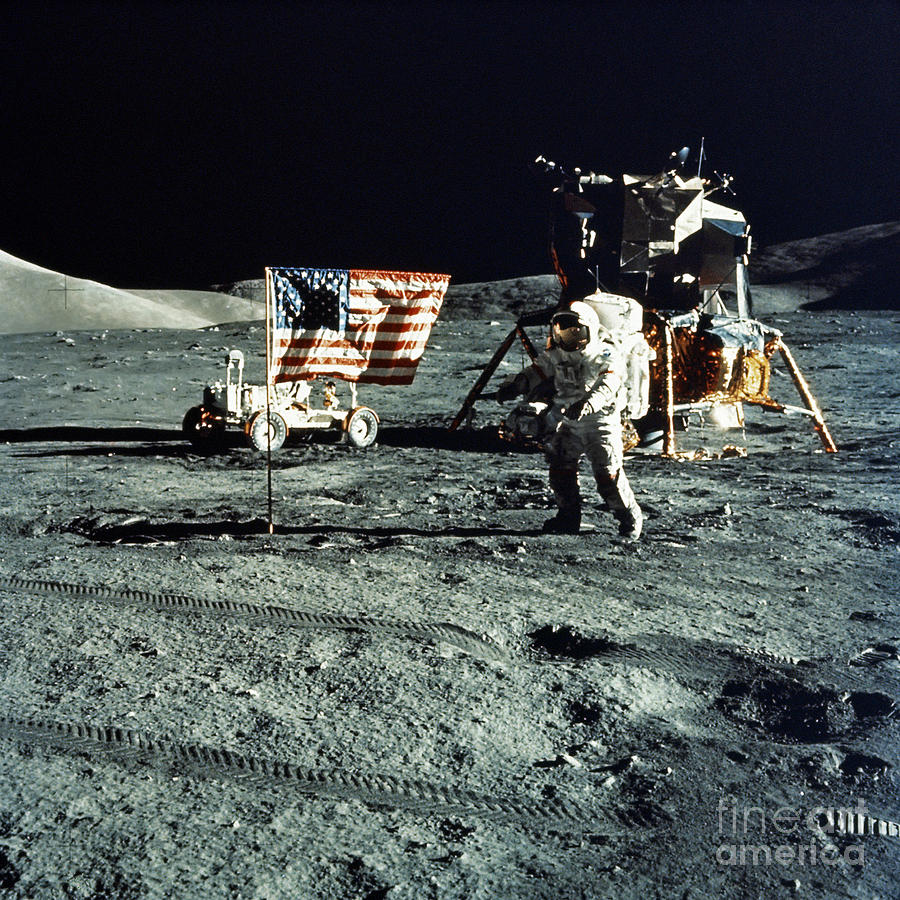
[267,267,450,385]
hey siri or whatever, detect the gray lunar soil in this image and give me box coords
[0,230,898,899]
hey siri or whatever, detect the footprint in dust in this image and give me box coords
[566,698,605,725]
[849,610,883,622]
[825,507,900,549]
[839,751,892,780]
[528,624,622,660]
[717,676,897,743]
[849,643,900,667]
[847,691,897,718]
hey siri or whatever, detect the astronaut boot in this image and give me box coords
[597,469,643,540]
[542,465,582,534]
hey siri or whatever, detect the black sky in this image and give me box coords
[2,0,897,289]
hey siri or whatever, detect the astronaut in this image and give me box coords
[497,301,643,539]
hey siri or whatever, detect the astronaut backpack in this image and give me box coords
[581,292,654,420]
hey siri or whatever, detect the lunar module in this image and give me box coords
[451,147,836,455]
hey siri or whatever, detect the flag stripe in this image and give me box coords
[274,373,417,386]
[346,309,441,321]
[277,347,429,359]
[275,355,423,368]
[278,320,436,338]
[277,334,432,349]
[267,267,449,385]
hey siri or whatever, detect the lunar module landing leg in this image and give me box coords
[652,314,837,457]
[452,306,838,456]
[449,311,543,431]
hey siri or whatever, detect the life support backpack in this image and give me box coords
[580,292,654,420]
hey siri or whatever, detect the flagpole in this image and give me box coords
[264,268,274,534]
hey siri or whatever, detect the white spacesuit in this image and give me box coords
[497,300,643,539]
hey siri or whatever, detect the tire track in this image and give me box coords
[604,642,811,676]
[0,575,509,663]
[0,714,608,832]
[528,625,811,680]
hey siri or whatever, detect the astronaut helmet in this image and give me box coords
[551,301,598,351]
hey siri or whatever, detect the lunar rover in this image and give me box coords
[182,349,379,452]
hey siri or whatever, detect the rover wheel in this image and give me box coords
[248,410,288,452]
[344,407,378,448]
[182,406,225,451]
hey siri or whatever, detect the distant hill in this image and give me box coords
[751,221,900,310]
[2,221,896,334]
[0,249,263,335]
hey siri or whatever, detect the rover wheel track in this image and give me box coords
[0,714,604,831]
[0,575,509,662]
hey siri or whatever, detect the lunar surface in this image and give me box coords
[0,227,897,898]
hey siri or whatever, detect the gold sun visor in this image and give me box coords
[551,312,589,351]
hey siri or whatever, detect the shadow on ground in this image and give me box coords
[3,424,523,457]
